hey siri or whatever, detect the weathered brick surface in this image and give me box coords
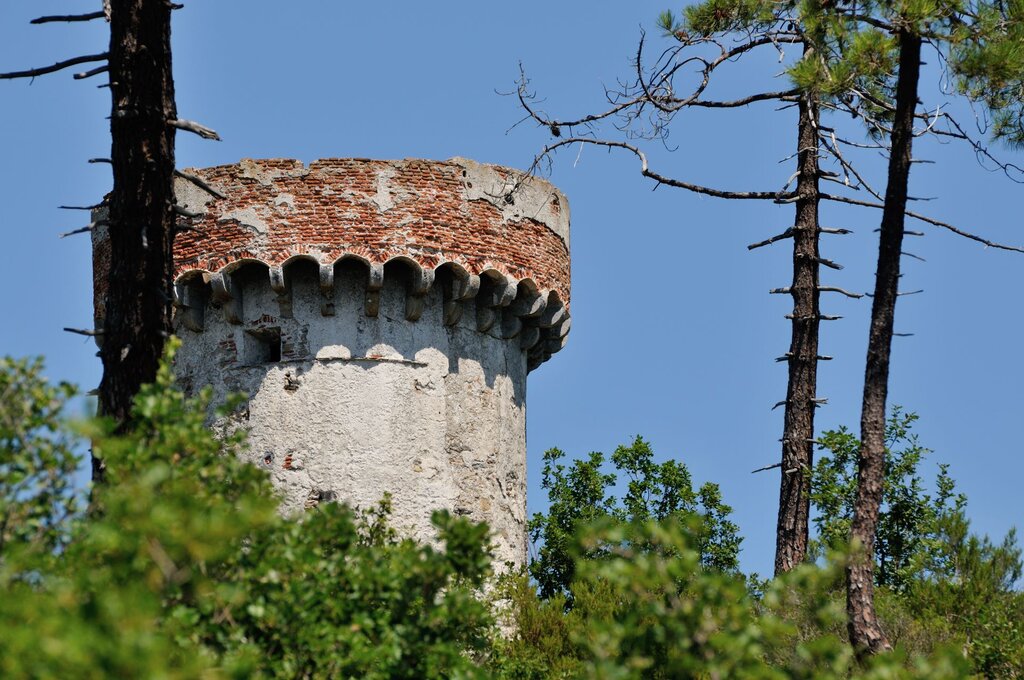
[93,158,570,320]
[184,158,567,295]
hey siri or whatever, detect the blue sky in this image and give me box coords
[1,1,1021,577]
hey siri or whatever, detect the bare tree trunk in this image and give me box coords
[95,0,177,480]
[846,28,921,656]
[774,62,822,574]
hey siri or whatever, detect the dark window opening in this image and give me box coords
[245,327,282,364]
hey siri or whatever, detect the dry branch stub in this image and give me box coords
[91,157,571,567]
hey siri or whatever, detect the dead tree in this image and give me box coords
[511,7,1024,584]
[1,1,220,482]
[514,17,838,576]
[98,0,178,470]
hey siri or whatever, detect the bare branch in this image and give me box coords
[64,327,103,337]
[865,289,924,298]
[516,63,638,130]
[775,353,834,362]
[816,257,844,271]
[174,169,227,199]
[59,226,92,239]
[786,314,843,320]
[689,89,800,108]
[529,138,791,201]
[821,193,1024,253]
[752,462,782,474]
[31,12,106,24]
[819,286,864,299]
[819,129,884,200]
[59,220,108,239]
[0,52,109,80]
[74,64,109,80]
[642,33,801,114]
[173,205,204,218]
[748,229,793,250]
[778,286,856,299]
[169,118,221,141]
[59,203,105,211]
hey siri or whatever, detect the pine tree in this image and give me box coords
[513,0,1024,654]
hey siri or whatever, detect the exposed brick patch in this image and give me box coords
[93,158,571,339]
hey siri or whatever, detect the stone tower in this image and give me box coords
[92,157,571,566]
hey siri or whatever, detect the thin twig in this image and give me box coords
[174,170,226,199]
[0,52,108,80]
[174,205,204,218]
[59,203,105,211]
[59,220,107,238]
[169,119,221,141]
[748,229,793,250]
[821,193,1024,253]
[819,286,863,299]
[31,12,106,24]
[63,327,103,337]
[74,64,109,80]
[528,137,791,201]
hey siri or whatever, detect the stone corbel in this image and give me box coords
[208,271,243,324]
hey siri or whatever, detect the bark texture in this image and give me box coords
[95,0,177,480]
[774,77,822,575]
[846,29,921,656]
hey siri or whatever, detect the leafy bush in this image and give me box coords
[494,520,971,679]
[528,437,741,599]
[811,408,1024,676]
[0,356,79,566]
[1,349,1019,678]
[811,407,964,592]
[0,342,494,679]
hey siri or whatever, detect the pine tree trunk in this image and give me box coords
[846,28,921,656]
[774,74,822,575]
[95,0,177,480]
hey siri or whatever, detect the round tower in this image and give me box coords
[92,157,571,566]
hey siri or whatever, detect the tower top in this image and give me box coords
[173,157,569,306]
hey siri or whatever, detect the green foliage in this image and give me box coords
[661,0,1024,148]
[811,407,1024,676]
[1,341,269,678]
[527,436,741,599]
[568,520,775,679]
[951,0,1024,145]
[175,497,494,679]
[2,349,1020,677]
[494,520,971,679]
[660,0,778,39]
[909,509,1024,677]
[811,407,964,592]
[0,341,494,679]
[0,356,79,564]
